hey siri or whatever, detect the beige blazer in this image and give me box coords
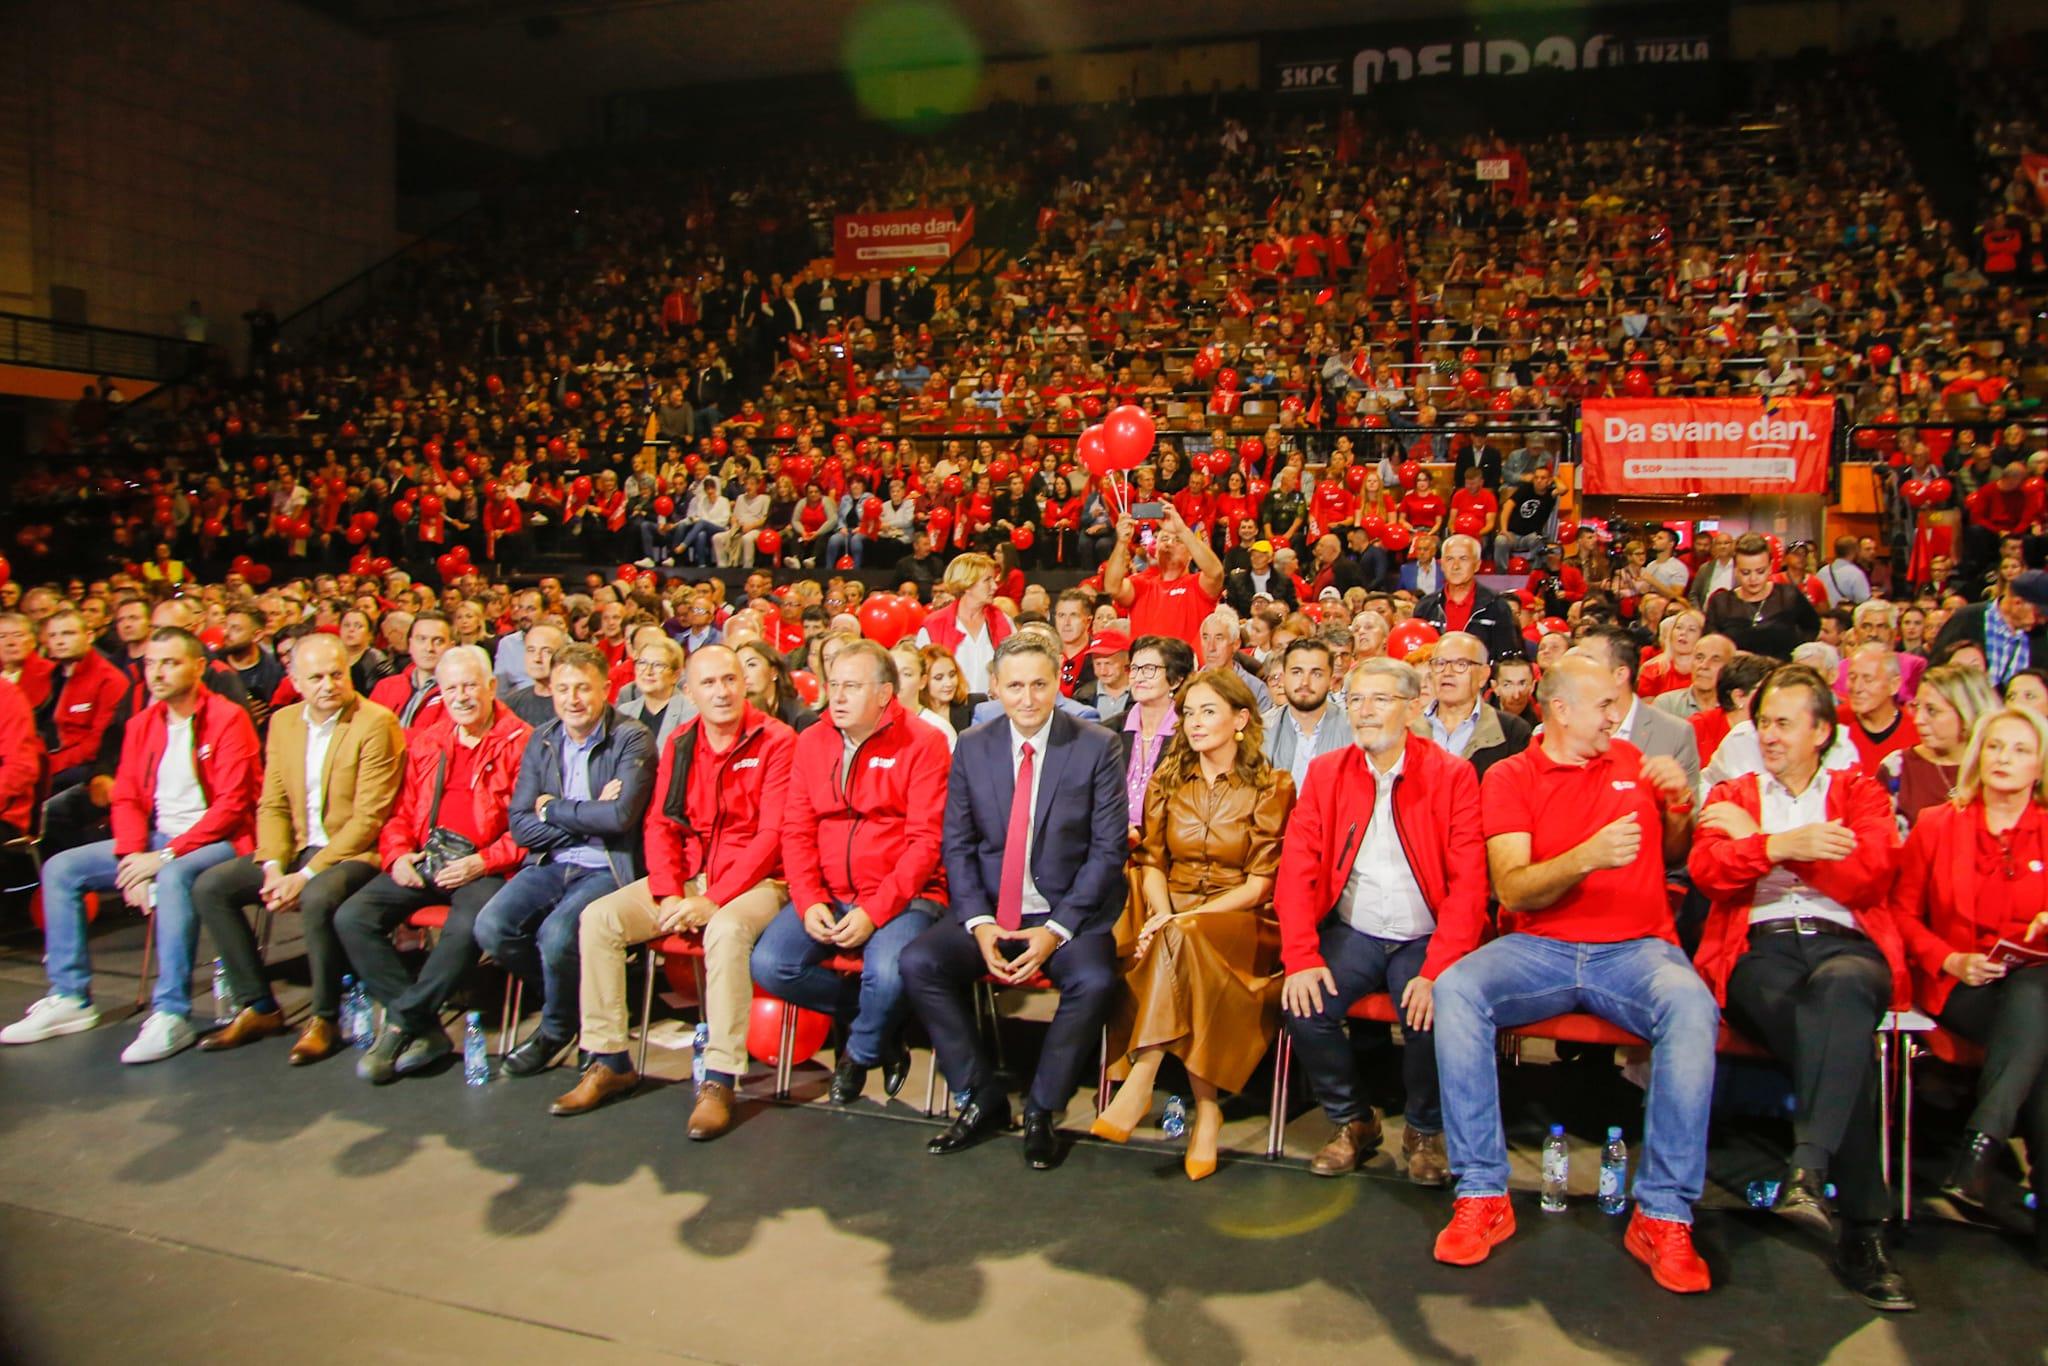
[257,696,406,873]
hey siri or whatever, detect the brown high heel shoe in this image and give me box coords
[1089,1115,1133,1144]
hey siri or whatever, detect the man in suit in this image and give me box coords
[478,644,656,1077]
[1928,569,2048,687]
[1224,540,1297,617]
[190,634,406,1062]
[1574,623,1701,799]
[902,634,1129,1168]
[1411,631,1531,781]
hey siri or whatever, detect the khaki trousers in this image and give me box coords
[578,875,786,1072]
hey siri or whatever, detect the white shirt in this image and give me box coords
[1615,697,1644,747]
[1820,559,1871,607]
[1340,751,1434,942]
[154,713,208,840]
[1749,770,1858,928]
[919,706,958,752]
[1645,556,1690,595]
[949,621,997,695]
[1695,559,1736,600]
[303,708,339,849]
[1701,719,1860,800]
[964,720,1066,937]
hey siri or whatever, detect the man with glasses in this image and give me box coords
[751,640,950,1106]
[1277,658,1486,1185]
[1414,632,1530,779]
[1262,637,1352,791]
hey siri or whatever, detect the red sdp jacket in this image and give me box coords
[781,696,949,925]
[645,704,796,906]
[110,689,261,857]
[378,703,532,876]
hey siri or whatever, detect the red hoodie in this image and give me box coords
[111,689,261,857]
[0,677,43,832]
[781,696,949,924]
[645,705,796,906]
[379,703,532,875]
[1274,733,1489,980]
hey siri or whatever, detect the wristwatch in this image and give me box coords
[159,847,176,867]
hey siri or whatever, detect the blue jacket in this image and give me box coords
[942,708,1128,938]
[508,706,657,887]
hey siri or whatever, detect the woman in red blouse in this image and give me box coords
[1890,706,2048,1250]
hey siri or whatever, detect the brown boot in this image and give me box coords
[1309,1113,1383,1177]
[550,1062,641,1116]
[287,1016,342,1066]
[688,1080,738,1140]
[1403,1125,1449,1187]
[199,1006,287,1052]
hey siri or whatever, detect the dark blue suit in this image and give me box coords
[902,708,1129,1115]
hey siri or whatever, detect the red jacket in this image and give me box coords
[378,703,532,875]
[781,696,948,925]
[25,649,130,772]
[645,704,796,905]
[1889,799,2046,1013]
[0,677,43,832]
[919,600,1012,658]
[111,689,261,857]
[369,668,444,730]
[9,654,55,708]
[1688,770,1909,1008]
[1274,733,1489,980]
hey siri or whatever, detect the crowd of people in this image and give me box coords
[2,511,2047,1313]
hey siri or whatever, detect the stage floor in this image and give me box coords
[0,913,2041,1365]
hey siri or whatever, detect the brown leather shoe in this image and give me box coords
[287,1016,342,1066]
[688,1079,737,1140]
[1403,1125,1450,1187]
[550,1062,640,1116]
[1309,1114,1383,1177]
[198,1006,287,1052]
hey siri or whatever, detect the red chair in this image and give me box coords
[771,952,864,1098]
[402,904,524,1055]
[1264,992,1399,1159]
[633,930,707,1077]
[1897,1023,1985,1223]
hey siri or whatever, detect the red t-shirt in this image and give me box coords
[1128,570,1220,647]
[1442,584,1477,634]
[1401,492,1445,528]
[1480,739,1676,944]
[1837,701,1919,782]
[435,739,488,848]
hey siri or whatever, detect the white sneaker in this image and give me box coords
[0,993,102,1044]
[121,1011,199,1064]
[634,557,655,569]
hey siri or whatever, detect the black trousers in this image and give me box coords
[41,782,108,855]
[332,872,504,1033]
[1724,931,1892,1225]
[900,917,1117,1117]
[1939,963,2048,1152]
[1283,920,1440,1132]
[190,851,380,1019]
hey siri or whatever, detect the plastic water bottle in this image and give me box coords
[1541,1124,1570,1211]
[1746,1180,1781,1209]
[211,958,232,1023]
[691,1021,709,1087]
[341,976,370,1046]
[1161,1095,1188,1138]
[462,1011,489,1086]
[1598,1126,1629,1214]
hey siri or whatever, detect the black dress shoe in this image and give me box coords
[1022,1109,1060,1170]
[503,1031,573,1078]
[1772,1167,1836,1238]
[927,1093,1011,1155]
[1941,1131,2003,1210]
[881,1040,912,1099]
[1834,1228,1917,1312]
[829,1052,869,1105]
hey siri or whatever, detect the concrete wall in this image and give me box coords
[0,0,397,357]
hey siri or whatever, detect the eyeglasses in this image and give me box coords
[634,657,676,671]
[1130,662,1167,679]
[1428,658,1482,674]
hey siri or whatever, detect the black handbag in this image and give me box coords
[415,752,480,882]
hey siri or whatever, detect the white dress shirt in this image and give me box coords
[302,708,339,849]
[951,623,996,696]
[964,720,1065,937]
[1340,751,1434,942]
[1702,720,1860,799]
[1748,770,1858,929]
[154,713,207,839]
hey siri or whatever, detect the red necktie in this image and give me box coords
[996,741,1034,930]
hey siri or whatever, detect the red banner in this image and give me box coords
[2023,152,2048,212]
[833,206,974,276]
[1580,397,1834,496]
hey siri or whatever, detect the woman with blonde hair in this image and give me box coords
[914,552,1011,694]
[891,640,956,750]
[1092,667,1294,1180]
[1638,609,1704,698]
[1883,662,1999,827]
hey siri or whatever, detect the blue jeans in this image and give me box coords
[751,898,940,1065]
[474,861,620,1040]
[1494,532,1547,571]
[1433,933,1719,1224]
[824,530,865,568]
[41,834,238,1017]
[681,521,721,565]
[638,520,682,563]
[1283,920,1440,1132]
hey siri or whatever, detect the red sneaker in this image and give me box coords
[1433,1195,1516,1266]
[1624,1208,1712,1294]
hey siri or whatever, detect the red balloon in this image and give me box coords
[201,517,225,538]
[1386,620,1441,661]
[1080,394,1104,419]
[1508,556,1531,573]
[1215,367,1241,392]
[1010,525,1035,551]
[1101,405,1156,471]
[654,495,675,517]
[1459,368,1486,394]
[1624,368,1652,398]
[1451,510,1487,537]
[1076,425,1114,480]
[1901,479,1933,508]
[1489,391,1515,413]
[857,595,907,646]
[393,499,414,523]
[836,555,856,570]
[1239,436,1265,466]
[789,669,821,707]
[746,995,831,1065]
[547,436,568,458]
[1869,343,1894,368]
[0,554,12,588]
[224,416,245,437]
[942,475,965,497]
[1461,347,1482,365]
[755,528,782,560]
[1345,465,1367,492]
[436,552,461,581]
[1540,616,1571,637]
[563,390,583,410]
[570,475,593,500]
[1928,477,1953,503]
[485,374,505,395]
[925,507,954,540]
[1361,515,1389,542]
[616,563,638,583]
[1396,460,1422,489]
[1378,523,1413,553]
[418,493,444,518]
[345,526,367,545]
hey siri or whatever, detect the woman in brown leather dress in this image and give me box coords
[1090,667,1294,1180]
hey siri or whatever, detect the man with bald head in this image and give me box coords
[190,633,407,1062]
[556,644,797,1132]
[1653,633,1735,721]
[1430,653,1719,1295]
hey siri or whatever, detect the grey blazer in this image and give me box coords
[616,691,696,753]
[1626,697,1701,797]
